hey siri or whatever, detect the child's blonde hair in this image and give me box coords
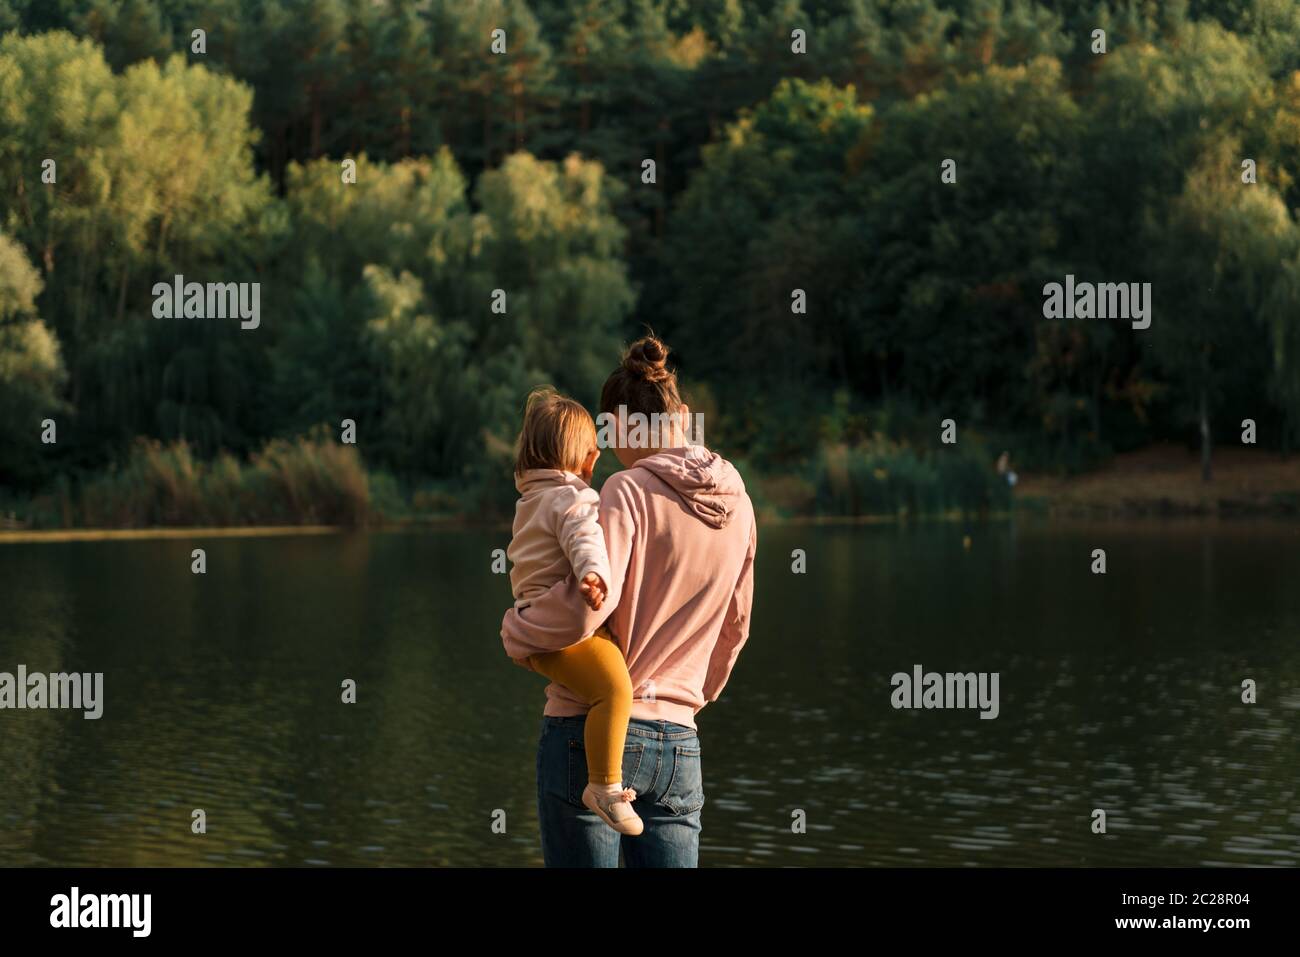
[514,387,598,477]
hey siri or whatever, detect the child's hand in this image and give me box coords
[579,572,606,611]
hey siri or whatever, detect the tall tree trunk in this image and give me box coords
[115,260,130,323]
[156,215,171,263]
[310,84,322,156]
[514,84,524,151]
[1199,385,1212,482]
[655,117,667,238]
[483,88,492,166]
[276,126,288,192]
[42,179,54,272]
[579,54,590,133]
[1090,372,1102,441]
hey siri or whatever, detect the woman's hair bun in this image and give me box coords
[601,334,681,416]
[622,336,671,382]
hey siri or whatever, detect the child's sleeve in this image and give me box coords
[500,478,636,661]
[555,486,612,588]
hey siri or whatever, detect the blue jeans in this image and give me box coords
[536,715,704,867]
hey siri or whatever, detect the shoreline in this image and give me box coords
[0,525,351,545]
[1010,442,1300,520]
[5,443,1299,544]
[3,507,1297,546]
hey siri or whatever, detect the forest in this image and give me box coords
[3,0,1300,525]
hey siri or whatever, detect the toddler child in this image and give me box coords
[507,388,641,836]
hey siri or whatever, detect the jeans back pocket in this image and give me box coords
[655,745,705,816]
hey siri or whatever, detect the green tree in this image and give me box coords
[0,32,275,461]
[1146,144,1296,480]
[0,232,66,486]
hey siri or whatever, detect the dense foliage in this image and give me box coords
[3,0,1300,519]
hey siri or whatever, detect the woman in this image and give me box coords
[501,335,757,867]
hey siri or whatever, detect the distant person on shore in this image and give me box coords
[997,450,1018,488]
[502,335,757,867]
[505,388,643,836]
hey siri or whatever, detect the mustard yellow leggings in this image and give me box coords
[528,628,632,786]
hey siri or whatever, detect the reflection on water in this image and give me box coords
[1,521,1297,867]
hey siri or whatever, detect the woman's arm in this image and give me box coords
[500,575,607,660]
[701,515,757,704]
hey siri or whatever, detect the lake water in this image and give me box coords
[2,521,1297,867]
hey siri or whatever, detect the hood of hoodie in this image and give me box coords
[633,445,746,529]
[514,468,588,498]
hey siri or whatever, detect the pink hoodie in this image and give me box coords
[501,445,757,729]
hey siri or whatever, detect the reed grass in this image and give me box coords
[36,433,372,529]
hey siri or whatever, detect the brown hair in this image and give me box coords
[514,387,598,476]
[600,335,682,417]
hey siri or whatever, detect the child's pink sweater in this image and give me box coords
[508,469,611,607]
[501,446,757,729]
